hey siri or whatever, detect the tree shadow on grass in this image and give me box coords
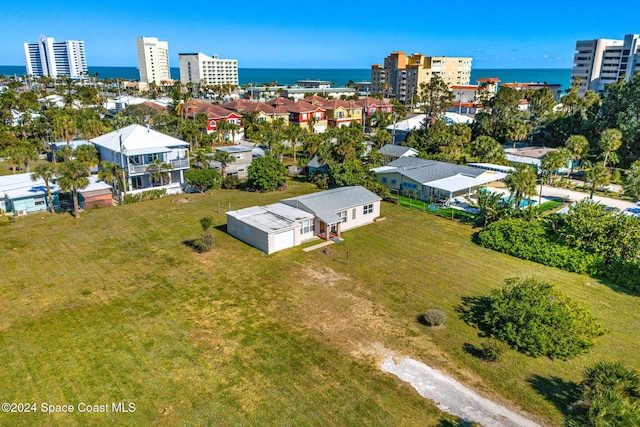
[462,343,484,359]
[527,374,579,417]
[455,295,492,336]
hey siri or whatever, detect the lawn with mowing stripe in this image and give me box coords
[3,182,640,426]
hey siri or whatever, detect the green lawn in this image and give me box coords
[2,183,640,426]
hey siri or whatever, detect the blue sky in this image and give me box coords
[1,0,638,69]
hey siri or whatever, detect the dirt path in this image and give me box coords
[381,356,541,427]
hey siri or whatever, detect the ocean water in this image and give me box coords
[0,65,572,91]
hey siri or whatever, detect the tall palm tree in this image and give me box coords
[212,150,234,178]
[98,161,127,197]
[192,149,211,169]
[504,163,537,210]
[506,119,530,148]
[285,124,306,163]
[565,134,590,176]
[74,144,98,172]
[599,128,623,167]
[31,163,57,213]
[585,161,610,199]
[146,158,171,187]
[57,160,89,218]
[52,112,77,144]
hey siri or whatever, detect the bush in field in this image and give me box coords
[479,339,507,363]
[481,277,604,360]
[185,168,220,192]
[418,309,447,327]
[221,175,240,189]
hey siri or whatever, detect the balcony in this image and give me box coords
[127,158,190,175]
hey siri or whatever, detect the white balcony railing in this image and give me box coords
[127,159,190,175]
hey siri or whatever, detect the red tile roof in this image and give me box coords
[476,78,501,83]
[284,100,325,114]
[354,97,392,108]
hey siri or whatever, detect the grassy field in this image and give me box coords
[2,182,640,426]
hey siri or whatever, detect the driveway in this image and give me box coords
[485,184,637,212]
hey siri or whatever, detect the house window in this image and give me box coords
[363,204,373,215]
[301,220,314,234]
[131,176,143,189]
[34,196,45,206]
[382,177,387,184]
[339,210,347,223]
[391,179,397,185]
[352,208,356,220]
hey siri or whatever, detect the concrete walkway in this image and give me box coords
[381,356,541,427]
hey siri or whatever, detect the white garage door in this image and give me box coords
[273,230,295,252]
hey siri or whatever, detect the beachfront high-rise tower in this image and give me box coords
[178,52,238,86]
[371,51,472,103]
[571,34,640,96]
[24,35,87,79]
[136,37,171,85]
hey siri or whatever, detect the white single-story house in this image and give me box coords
[372,157,507,204]
[91,124,190,196]
[226,186,382,254]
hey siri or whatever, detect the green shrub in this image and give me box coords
[221,175,240,189]
[477,219,600,275]
[419,309,447,327]
[479,339,507,362]
[123,189,167,204]
[481,277,604,360]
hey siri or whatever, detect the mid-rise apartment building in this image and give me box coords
[178,53,238,86]
[24,36,87,78]
[136,37,171,85]
[571,34,640,96]
[371,51,472,103]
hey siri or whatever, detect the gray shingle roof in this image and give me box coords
[380,157,484,184]
[377,144,416,157]
[281,186,381,224]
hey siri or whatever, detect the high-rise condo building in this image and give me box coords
[371,51,472,103]
[571,34,640,96]
[136,37,171,85]
[178,53,239,86]
[23,36,87,78]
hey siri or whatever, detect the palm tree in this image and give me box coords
[212,150,234,178]
[31,163,57,213]
[585,161,610,199]
[98,161,127,198]
[504,163,537,210]
[506,119,530,148]
[285,124,306,163]
[74,144,98,172]
[52,112,77,144]
[192,149,211,169]
[599,128,623,167]
[565,134,590,176]
[146,158,171,187]
[57,160,89,218]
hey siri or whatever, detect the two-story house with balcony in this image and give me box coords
[185,100,243,140]
[91,124,190,196]
[306,96,363,128]
[283,100,327,133]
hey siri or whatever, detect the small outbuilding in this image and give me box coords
[226,203,316,254]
